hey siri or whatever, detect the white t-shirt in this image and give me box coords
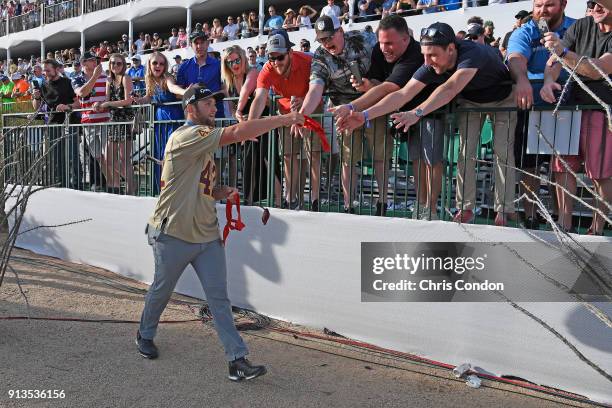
[134,39,145,55]
[223,23,240,41]
[168,35,179,50]
[321,5,341,18]
[299,15,312,30]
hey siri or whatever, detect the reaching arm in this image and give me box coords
[166,74,186,96]
[414,68,477,115]
[247,87,270,120]
[507,52,534,109]
[236,69,259,120]
[299,82,324,116]
[540,60,563,103]
[543,32,612,80]
[364,78,426,120]
[220,111,304,146]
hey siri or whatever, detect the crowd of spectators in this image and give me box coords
[0,0,609,235]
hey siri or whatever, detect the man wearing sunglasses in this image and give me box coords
[506,0,574,229]
[138,84,305,381]
[540,0,612,235]
[247,29,323,210]
[338,22,518,226]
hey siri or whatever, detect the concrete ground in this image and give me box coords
[0,249,594,408]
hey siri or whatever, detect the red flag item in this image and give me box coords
[303,115,331,153]
[222,194,245,245]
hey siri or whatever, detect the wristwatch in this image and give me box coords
[414,108,424,118]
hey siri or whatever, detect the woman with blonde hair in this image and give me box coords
[134,52,185,194]
[92,53,135,194]
[223,45,280,204]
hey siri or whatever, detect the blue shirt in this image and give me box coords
[176,56,224,117]
[417,0,439,14]
[264,15,283,30]
[507,16,575,104]
[440,0,460,11]
[127,65,145,92]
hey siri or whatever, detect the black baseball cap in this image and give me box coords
[300,39,310,47]
[515,10,530,19]
[189,30,208,42]
[420,22,456,46]
[315,15,341,40]
[182,85,224,110]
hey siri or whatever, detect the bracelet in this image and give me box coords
[558,47,569,59]
[363,110,371,129]
[347,103,355,111]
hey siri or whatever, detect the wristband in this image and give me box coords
[559,47,568,59]
[347,103,355,111]
[363,110,371,129]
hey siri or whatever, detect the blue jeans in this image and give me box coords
[139,225,249,361]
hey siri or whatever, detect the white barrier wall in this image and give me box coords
[9,188,612,404]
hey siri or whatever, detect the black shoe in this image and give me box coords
[311,199,319,212]
[344,207,355,214]
[375,202,386,217]
[135,331,158,359]
[228,357,267,381]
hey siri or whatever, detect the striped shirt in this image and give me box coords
[71,72,110,123]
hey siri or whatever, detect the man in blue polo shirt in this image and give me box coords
[176,31,224,117]
[506,0,574,229]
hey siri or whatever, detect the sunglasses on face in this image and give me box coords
[151,61,165,66]
[268,54,286,62]
[225,57,241,66]
[110,61,123,66]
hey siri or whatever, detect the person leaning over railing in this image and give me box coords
[506,0,574,230]
[92,53,135,195]
[540,0,612,235]
[248,29,323,210]
[338,22,519,226]
[331,14,441,220]
[32,58,81,189]
[300,15,374,214]
[133,51,185,195]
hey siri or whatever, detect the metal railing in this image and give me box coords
[83,0,130,14]
[8,10,41,34]
[44,0,81,25]
[1,96,609,235]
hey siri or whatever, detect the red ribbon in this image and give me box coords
[303,115,331,153]
[222,194,245,245]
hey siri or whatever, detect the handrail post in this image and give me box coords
[40,3,45,26]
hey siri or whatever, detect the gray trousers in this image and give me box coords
[139,225,249,361]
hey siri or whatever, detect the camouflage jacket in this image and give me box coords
[309,30,373,105]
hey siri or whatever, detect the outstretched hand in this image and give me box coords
[336,111,365,133]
